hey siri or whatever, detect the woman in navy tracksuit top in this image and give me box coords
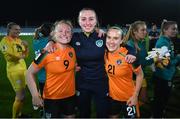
[72,30,108,118]
[71,8,136,118]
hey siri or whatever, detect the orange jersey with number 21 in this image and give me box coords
[105,47,141,101]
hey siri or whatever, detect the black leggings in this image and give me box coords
[153,76,172,118]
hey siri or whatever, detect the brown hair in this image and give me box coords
[160,19,177,35]
[78,7,99,28]
[7,22,19,35]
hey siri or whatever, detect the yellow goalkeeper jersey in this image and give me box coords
[0,36,27,72]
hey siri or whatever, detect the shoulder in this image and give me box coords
[119,46,128,55]
[156,36,169,47]
[71,32,82,44]
[1,36,8,43]
[34,50,49,64]
[126,39,135,48]
[0,37,9,51]
[72,32,81,39]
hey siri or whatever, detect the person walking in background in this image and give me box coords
[32,23,52,117]
[105,26,143,118]
[124,21,156,114]
[0,22,29,118]
[149,23,160,50]
[153,20,180,118]
[33,23,52,96]
[26,20,76,118]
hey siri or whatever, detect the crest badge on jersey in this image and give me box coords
[116,59,122,65]
[96,39,103,47]
[69,52,73,58]
[1,45,8,52]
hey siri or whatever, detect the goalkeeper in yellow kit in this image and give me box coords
[0,22,28,118]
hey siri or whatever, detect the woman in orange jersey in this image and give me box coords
[105,26,143,118]
[26,20,76,118]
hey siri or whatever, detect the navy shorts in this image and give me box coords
[44,95,76,118]
[109,97,136,118]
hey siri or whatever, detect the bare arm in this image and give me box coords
[26,64,44,108]
[22,40,29,57]
[127,66,143,106]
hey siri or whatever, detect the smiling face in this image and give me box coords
[134,24,147,40]
[78,9,97,33]
[53,22,72,45]
[106,28,123,52]
[9,25,21,38]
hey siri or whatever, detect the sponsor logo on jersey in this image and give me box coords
[55,56,60,60]
[75,41,81,46]
[96,39,103,47]
[116,59,122,65]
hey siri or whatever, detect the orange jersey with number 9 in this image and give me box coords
[32,44,76,99]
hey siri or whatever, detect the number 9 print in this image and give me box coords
[64,60,69,69]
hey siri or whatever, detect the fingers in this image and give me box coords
[97,29,105,38]
[32,95,44,110]
[125,56,133,63]
[44,42,56,53]
[126,99,131,106]
[125,55,136,63]
[33,105,39,110]
[33,102,44,110]
[127,100,133,107]
[44,46,57,53]
[75,66,81,72]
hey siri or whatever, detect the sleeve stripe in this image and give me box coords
[34,51,48,64]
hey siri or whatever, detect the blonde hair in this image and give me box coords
[123,21,146,52]
[52,20,73,32]
[50,20,73,41]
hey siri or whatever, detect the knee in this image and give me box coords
[15,90,25,101]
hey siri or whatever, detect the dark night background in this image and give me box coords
[0,0,180,28]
